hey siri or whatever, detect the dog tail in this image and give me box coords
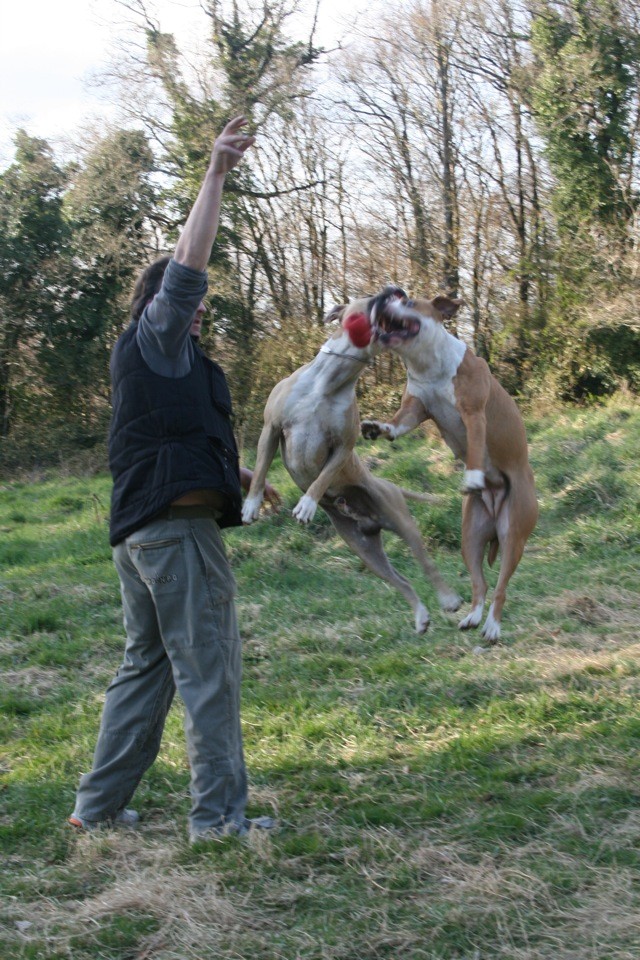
[488,537,499,567]
[399,488,442,505]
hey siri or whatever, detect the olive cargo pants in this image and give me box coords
[72,513,248,836]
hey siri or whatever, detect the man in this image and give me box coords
[69,116,277,843]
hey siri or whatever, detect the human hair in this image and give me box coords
[130,256,172,322]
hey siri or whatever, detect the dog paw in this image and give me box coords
[481,606,501,643]
[362,420,395,441]
[458,604,484,630]
[241,496,262,524]
[292,495,318,524]
[361,419,382,440]
[462,469,486,493]
[439,591,463,613]
[414,603,430,634]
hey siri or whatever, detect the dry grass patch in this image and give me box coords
[0,635,28,656]
[415,846,550,906]
[511,640,640,686]
[501,872,640,960]
[8,834,276,960]
[406,834,640,960]
[564,768,636,797]
[563,586,640,626]
[2,666,61,696]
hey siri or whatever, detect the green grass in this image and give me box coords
[1,397,640,958]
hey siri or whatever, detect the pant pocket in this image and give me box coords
[129,536,185,594]
[189,522,237,604]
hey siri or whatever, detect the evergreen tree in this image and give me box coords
[531,0,638,255]
[530,0,640,397]
[0,132,68,438]
[54,128,157,432]
[0,127,158,454]
[136,0,323,422]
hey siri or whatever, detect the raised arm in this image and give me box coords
[174,116,255,272]
[137,117,255,373]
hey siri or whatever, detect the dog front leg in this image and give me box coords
[459,409,488,492]
[292,446,352,524]
[361,392,427,442]
[456,362,491,493]
[242,423,280,524]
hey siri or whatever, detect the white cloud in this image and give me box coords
[0,0,204,165]
[0,0,366,168]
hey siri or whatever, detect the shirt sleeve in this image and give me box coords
[136,258,208,377]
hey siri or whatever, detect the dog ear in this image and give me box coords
[322,304,346,324]
[432,296,462,322]
[380,285,407,301]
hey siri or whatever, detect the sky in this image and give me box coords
[0,0,357,169]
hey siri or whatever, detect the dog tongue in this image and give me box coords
[343,312,372,347]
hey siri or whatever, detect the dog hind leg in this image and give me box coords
[481,488,536,643]
[325,506,431,634]
[372,480,461,613]
[458,492,495,632]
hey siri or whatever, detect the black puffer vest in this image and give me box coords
[108,323,242,545]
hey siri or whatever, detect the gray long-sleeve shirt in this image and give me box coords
[136,258,208,378]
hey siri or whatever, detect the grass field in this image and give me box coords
[1,397,640,959]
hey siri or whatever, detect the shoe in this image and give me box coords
[68,809,140,831]
[241,815,276,835]
[189,815,276,845]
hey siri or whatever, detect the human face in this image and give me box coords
[190,301,207,339]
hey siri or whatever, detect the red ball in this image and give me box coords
[343,312,372,347]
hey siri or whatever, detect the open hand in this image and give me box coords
[240,467,282,517]
[211,116,255,175]
[263,481,282,512]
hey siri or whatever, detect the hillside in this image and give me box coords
[1,398,639,959]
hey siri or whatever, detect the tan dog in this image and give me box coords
[361,291,538,642]
[242,297,461,633]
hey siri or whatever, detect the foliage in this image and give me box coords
[529,0,640,397]
[0,126,157,456]
[1,399,640,957]
[0,132,69,437]
[140,0,325,422]
[531,0,637,241]
[52,128,157,429]
[2,0,640,467]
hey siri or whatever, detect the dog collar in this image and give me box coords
[320,345,371,364]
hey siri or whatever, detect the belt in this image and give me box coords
[155,505,223,521]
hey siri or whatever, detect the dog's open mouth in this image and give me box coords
[374,311,421,345]
[370,287,420,345]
